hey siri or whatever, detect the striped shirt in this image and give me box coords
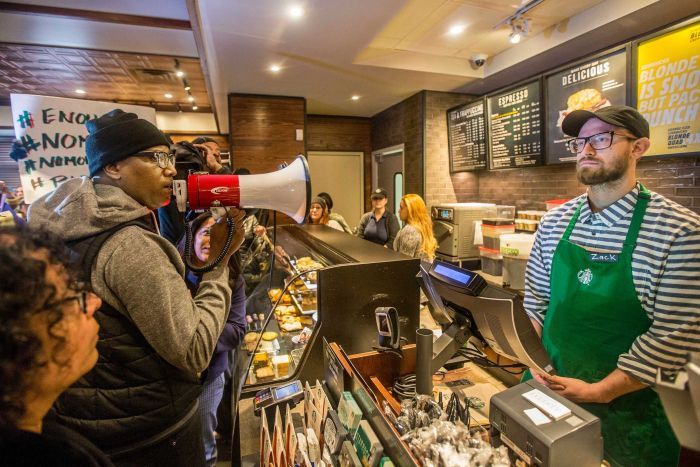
[524,183,700,385]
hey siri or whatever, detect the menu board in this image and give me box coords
[487,81,543,169]
[637,20,700,157]
[447,100,487,172]
[545,49,628,164]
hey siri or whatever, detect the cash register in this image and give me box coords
[417,260,603,466]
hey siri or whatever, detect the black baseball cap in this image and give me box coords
[371,188,388,199]
[562,105,650,138]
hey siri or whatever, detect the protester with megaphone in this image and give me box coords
[28,109,246,467]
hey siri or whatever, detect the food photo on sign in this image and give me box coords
[545,49,628,164]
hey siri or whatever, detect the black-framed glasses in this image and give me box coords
[44,291,90,315]
[135,151,176,169]
[566,131,636,154]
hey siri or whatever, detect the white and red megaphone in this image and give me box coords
[172,155,311,223]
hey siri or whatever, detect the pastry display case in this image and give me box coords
[239,224,421,395]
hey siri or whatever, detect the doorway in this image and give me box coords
[372,144,404,216]
[307,151,364,229]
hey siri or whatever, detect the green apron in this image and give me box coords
[532,184,679,467]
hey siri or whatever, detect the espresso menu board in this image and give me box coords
[487,81,543,169]
[545,49,628,164]
[447,100,487,172]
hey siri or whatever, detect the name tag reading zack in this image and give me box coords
[588,252,619,263]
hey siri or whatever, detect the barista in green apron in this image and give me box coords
[529,183,679,466]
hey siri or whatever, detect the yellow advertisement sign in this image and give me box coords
[637,21,700,156]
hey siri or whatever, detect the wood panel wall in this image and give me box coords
[228,94,306,224]
[306,115,372,211]
[228,94,306,174]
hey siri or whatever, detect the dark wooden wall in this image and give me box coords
[228,94,306,174]
[306,115,372,211]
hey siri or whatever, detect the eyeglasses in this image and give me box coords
[135,151,176,169]
[566,131,636,154]
[43,291,91,315]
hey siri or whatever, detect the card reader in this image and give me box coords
[375,307,400,350]
[254,380,304,416]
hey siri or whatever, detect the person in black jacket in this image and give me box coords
[0,225,113,467]
[178,213,247,467]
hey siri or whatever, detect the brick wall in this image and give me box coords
[424,91,478,207]
[476,157,700,214]
[371,92,424,196]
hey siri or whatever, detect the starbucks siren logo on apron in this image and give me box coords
[577,268,593,285]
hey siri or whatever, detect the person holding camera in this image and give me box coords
[28,109,246,467]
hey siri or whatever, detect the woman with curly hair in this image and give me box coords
[0,226,111,466]
[394,194,437,261]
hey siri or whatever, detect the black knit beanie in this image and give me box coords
[86,109,171,176]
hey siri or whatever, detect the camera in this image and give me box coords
[470,53,488,68]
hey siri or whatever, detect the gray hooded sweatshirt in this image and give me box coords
[29,177,232,374]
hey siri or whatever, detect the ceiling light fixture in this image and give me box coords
[192,105,198,111]
[164,93,173,99]
[188,96,195,102]
[288,5,305,19]
[174,58,185,78]
[269,64,281,73]
[507,16,529,44]
[447,24,466,36]
[351,95,360,101]
[183,79,191,92]
[177,104,182,113]
[494,0,540,44]
[75,89,86,95]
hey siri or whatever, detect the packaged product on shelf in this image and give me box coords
[243,332,259,353]
[338,391,362,437]
[339,440,362,467]
[324,408,349,454]
[307,427,322,464]
[353,420,383,467]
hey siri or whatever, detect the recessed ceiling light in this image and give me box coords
[184,85,191,91]
[75,89,86,95]
[509,32,521,44]
[192,105,198,111]
[447,24,466,36]
[175,70,185,77]
[164,93,173,99]
[188,96,195,102]
[269,64,281,73]
[351,95,360,101]
[288,5,305,19]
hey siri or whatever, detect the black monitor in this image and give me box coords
[419,260,554,375]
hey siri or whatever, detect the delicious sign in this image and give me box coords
[545,49,628,164]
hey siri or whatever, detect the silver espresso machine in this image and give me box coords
[431,203,495,262]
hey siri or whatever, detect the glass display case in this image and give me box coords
[239,224,421,394]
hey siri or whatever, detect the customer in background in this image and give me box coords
[524,106,700,466]
[307,196,343,231]
[0,226,113,466]
[317,192,352,234]
[29,109,246,466]
[178,213,246,467]
[357,188,400,248]
[191,136,231,174]
[394,194,437,261]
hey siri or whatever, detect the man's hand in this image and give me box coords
[207,208,246,267]
[539,374,605,403]
[193,143,223,174]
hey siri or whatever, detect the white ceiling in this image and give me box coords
[2,0,697,134]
